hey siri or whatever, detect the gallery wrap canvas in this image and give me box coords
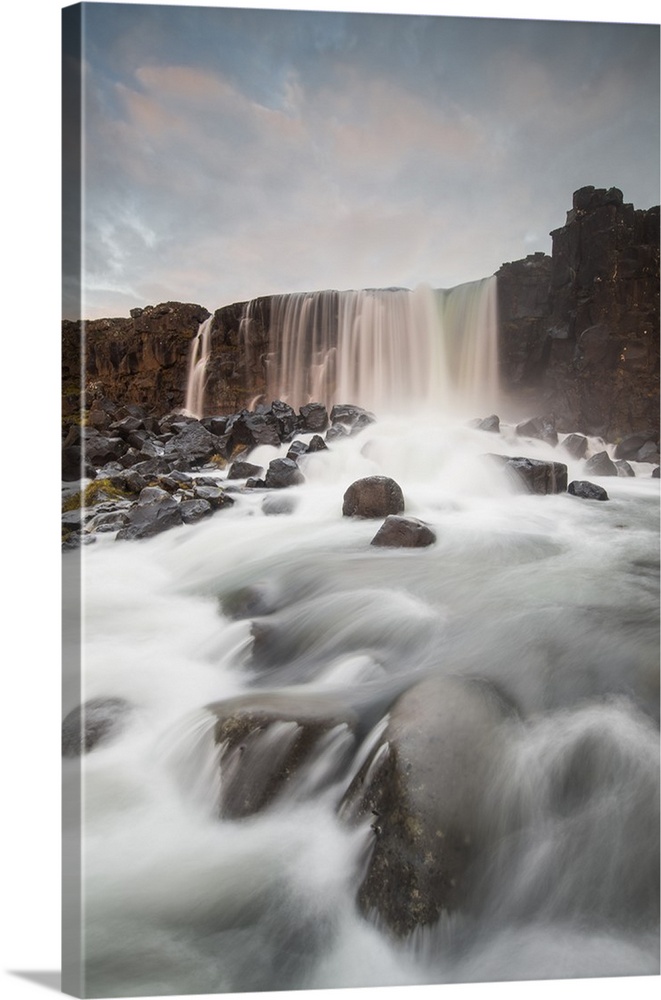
[61,2,660,998]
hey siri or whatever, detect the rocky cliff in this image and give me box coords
[64,186,659,439]
[497,186,659,438]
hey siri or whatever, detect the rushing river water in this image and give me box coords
[63,411,659,998]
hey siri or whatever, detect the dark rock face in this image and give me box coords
[340,676,512,937]
[371,516,436,548]
[115,490,183,540]
[476,414,500,433]
[342,476,405,518]
[561,433,589,460]
[615,460,635,478]
[208,693,357,819]
[498,188,659,439]
[515,414,558,446]
[62,697,131,757]
[264,458,305,489]
[226,461,264,480]
[584,451,618,477]
[488,455,568,494]
[568,480,609,501]
[299,403,329,433]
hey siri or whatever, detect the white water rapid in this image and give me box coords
[63,292,659,998]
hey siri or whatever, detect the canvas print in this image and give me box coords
[61,2,660,997]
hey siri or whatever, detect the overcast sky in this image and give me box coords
[62,1,660,319]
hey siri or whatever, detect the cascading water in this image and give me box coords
[184,315,213,417]
[64,280,658,997]
[260,278,499,415]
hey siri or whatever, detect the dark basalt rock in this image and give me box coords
[476,414,500,433]
[162,420,220,468]
[561,433,589,460]
[208,693,358,819]
[635,441,660,464]
[653,467,660,479]
[306,434,328,453]
[325,424,351,444]
[192,485,234,509]
[62,445,97,482]
[515,414,558,446]
[339,675,512,937]
[342,476,405,518]
[299,402,329,433]
[115,491,183,541]
[108,468,149,494]
[179,498,213,523]
[269,400,299,440]
[264,458,305,489]
[371,516,436,548]
[286,440,309,461]
[84,435,129,466]
[614,432,659,460]
[615,460,636,478]
[488,455,568,494]
[584,451,618,476]
[330,404,376,434]
[62,697,131,757]
[226,461,264,480]
[568,480,609,501]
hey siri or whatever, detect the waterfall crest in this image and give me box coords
[260,277,499,415]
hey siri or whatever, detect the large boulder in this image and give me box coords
[299,402,329,433]
[208,692,358,819]
[226,460,264,480]
[162,420,220,468]
[115,489,183,540]
[264,458,305,489]
[476,414,500,434]
[568,480,609,501]
[340,675,513,936]
[584,451,618,476]
[342,476,405,518]
[371,516,436,548]
[515,415,558,446]
[561,433,589,460]
[330,404,376,434]
[62,697,131,757]
[488,455,568,494]
[614,432,659,460]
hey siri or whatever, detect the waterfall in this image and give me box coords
[260,277,499,414]
[184,315,213,417]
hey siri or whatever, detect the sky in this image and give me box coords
[62,1,660,319]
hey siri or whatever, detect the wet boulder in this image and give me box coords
[342,476,405,518]
[615,460,635,477]
[340,675,512,937]
[191,485,234,509]
[227,460,264,480]
[115,489,183,540]
[264,458,305,489]
[162,420,219,468]
[584,451,618,476]
[515,414,558,446]
[299,402,329,433]
[561,433,589,460]
[286,440,309,461]
[179,498,213,523]
[84,434,129,466]
[488,455,568,494]
[330,404,376,434]
[614,432,659,460]
[371,516,436,548]
[652,467,660,479]
[207,692,358,819]
[635,441,660,464]
[62,697,131,757]
[306,434,328,453]
[476,414,500,433]
[268,400,299,440]
[568,480,609,501]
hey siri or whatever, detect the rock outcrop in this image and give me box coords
[497,187,659,438]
